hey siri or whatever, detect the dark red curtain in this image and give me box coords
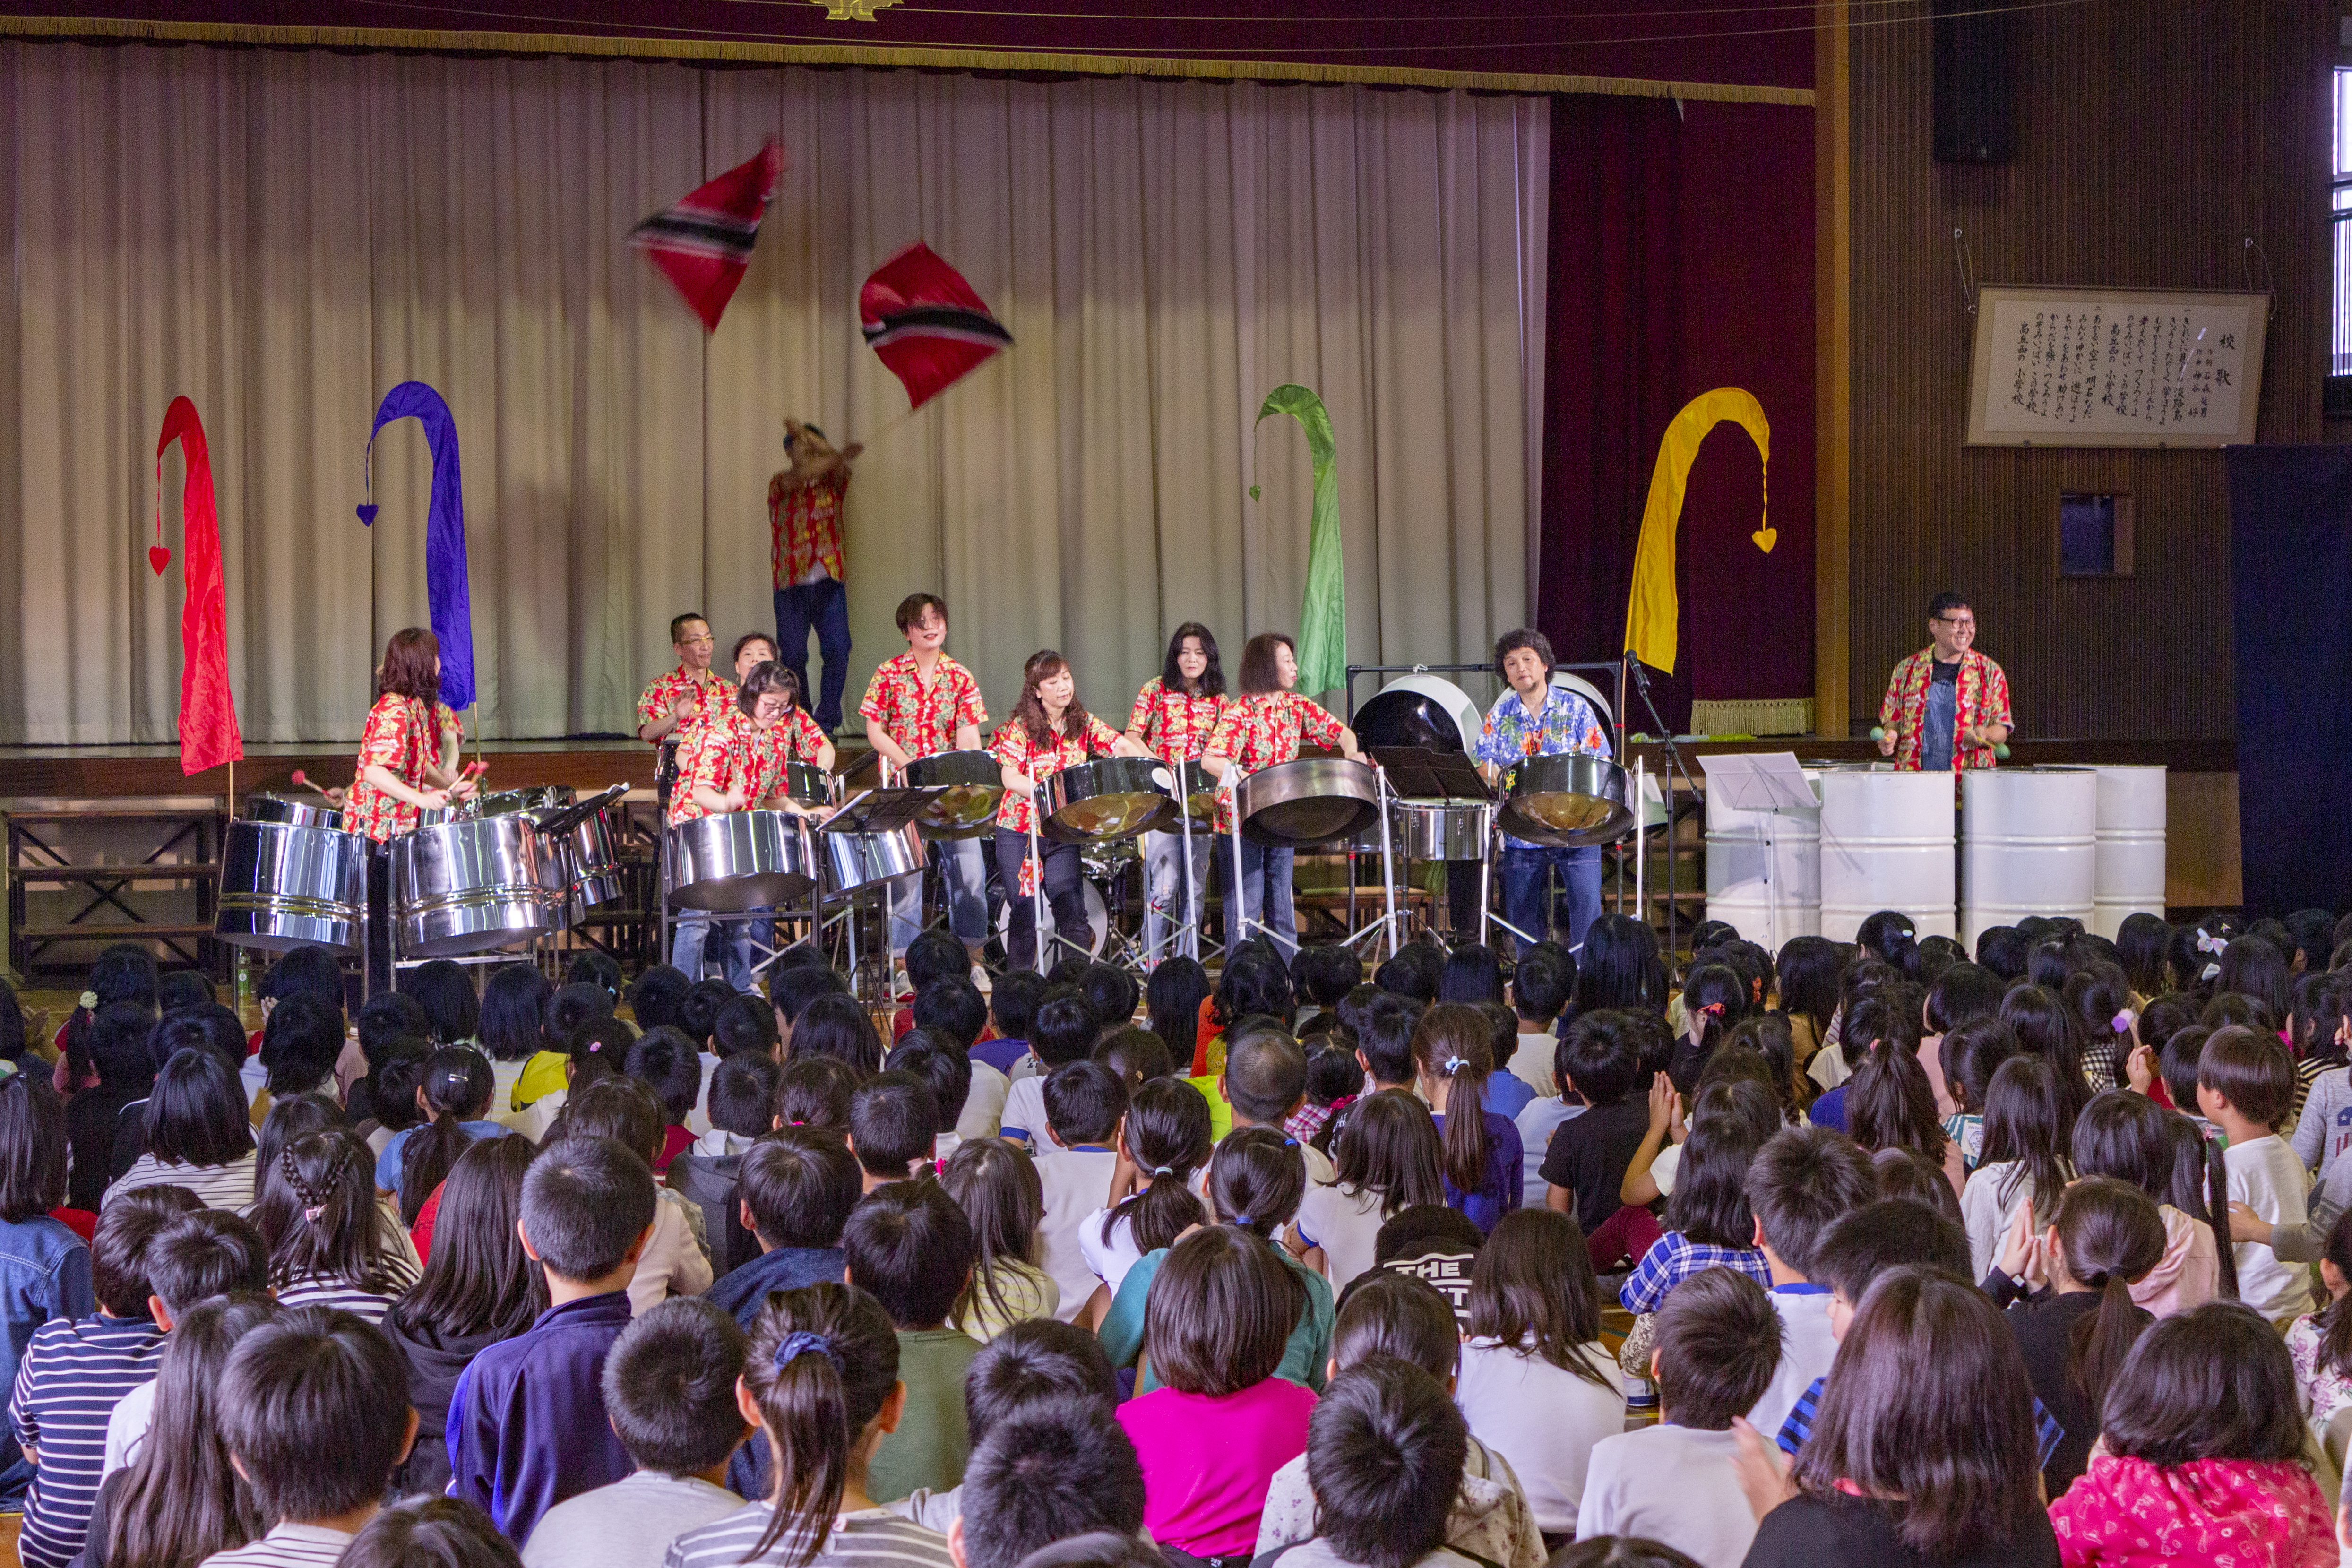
[1538,95,1815,734]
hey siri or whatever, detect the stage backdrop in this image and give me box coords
[0,43,1547,744]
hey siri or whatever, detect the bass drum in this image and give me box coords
[1353,674,1483,753]
[995,879,1110,958]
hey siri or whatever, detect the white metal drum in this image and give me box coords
[1960,766,2097,947]
[1818,767,1956,941]
[1705,769,1822,947]
[2091,765,2168,938]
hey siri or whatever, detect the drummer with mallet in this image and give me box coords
[1474,628,1612,957]
[1873,591,2013,771]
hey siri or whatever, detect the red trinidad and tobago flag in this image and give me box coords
[859,242,1014,412]
[630,142,784,332]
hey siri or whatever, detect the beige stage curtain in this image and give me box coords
[0,42,1546,745]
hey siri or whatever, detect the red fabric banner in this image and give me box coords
[154,396,243,774]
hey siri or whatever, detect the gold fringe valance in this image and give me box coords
[0,13,1816,105]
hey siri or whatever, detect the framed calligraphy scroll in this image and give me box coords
[1965,285,2268,448]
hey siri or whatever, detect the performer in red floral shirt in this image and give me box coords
[1202,631,1363,955]
[769,419,862,734]
[1125,622,1227,965]
[859,592,991,969]
[342,627,476,995]
[1875,591,2013,772]
[993,650,1149,972]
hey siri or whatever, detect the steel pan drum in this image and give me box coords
[243,792,342,831]
[1353,674,1483,754]
[781,762,832,808]
[471,785,573,817]
[905,750,1005,839]
[536,803,623,909]
[392,816,569,957]
[1496,752,1635,847]
[1041,758,1175,844]
[819,813,926,894]
[216,819,368,951]
[1350,799,1494,861]
[668,810,818,912]
[1235,757,1381,847]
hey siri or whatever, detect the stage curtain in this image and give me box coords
[0,42,1546,745]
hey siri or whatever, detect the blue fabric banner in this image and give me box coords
[362,382,476,710]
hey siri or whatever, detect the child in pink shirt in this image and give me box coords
[1114,1226,1317,1560]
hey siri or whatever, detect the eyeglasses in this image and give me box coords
[1934,616,1976,629]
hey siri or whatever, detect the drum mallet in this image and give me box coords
[1867,726,2009,760]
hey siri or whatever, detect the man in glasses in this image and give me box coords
[1876,591,2013,771]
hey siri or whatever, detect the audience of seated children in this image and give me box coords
[520,1297,750,1568]
[1738,1125,1876,1438]
[945,1381,1144,1568]
[257,1129,420,1323]
[1257,1271,1543,1568]
[1411,1005,1522,1236]
[0,1068,94,1507]
[1222,1026,1336,1184]
[2200,1025,2315,1323]
[1959,1055,2076,1280]
[623,1028,706,1171]
[1278,1358,1476,1568]
[1290,1090,1447,1293]
[555,1078,714,1313]
[1538,1011,1650,1245]
[889,1032,977,1161]
[1102,1128,1334,1393]
[844,1179,982,1504]
[707,1129,862,1325]
[446,1136,656,1544]
[940,1138,1058,1340]
[97,1205,271,1481]
[886,1317,1121,1533]
[1080,1076,1212,1311]
[1506,944,1574,1096]
[999,993,1101,1152]
[667,1051,782,1278]
[106,1045,259,1212]
[1031,1060,1129,1323]
[913,979,1007,1140]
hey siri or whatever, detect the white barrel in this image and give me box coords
[1818,767,1956,941]
[1960,767,2097,948]
[2091,765,2168,938]
[1704,770,1822,947]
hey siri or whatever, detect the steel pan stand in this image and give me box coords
[654,740,679,969]
[1333,765,1404,963]
[1137,770,1204,972]
[1481,811,1539,952]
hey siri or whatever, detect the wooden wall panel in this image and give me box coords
[1844,0,2331,741]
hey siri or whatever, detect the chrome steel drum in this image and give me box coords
[1350,799,1494,860]
[1497,752,1635,847]
[781,762,833,808]
[471,785,573,818]
[216,819,368,951]
[905,750,1004,838]
[668,810,818,912]
[819,818,926,894]
[1167,759,1219,827]
[243,792,341,831]
[392,816,568,957]
[1354,674,1483,753]
[535,803,623,909]
[1041,757,1175,844]
[1235,757,1381,847]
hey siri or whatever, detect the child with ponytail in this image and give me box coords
[1082,1077,1211,1305]
[1672,964,1749,1090]
[1984,1173,2163,1496]
[257,1129,417,1323]
[2072,1091,2226,1316]
[1411,1003,1522,1236]
[2064,960,2137,1094]
[665,1282,954,1568]
[376,1048,505,1225]
[1288,1089,1445,1292]
[2283,1207,2352,1444]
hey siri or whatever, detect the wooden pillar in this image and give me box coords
[1814,0,1852,736]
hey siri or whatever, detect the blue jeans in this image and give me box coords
[774,578,852,732]
[1224,835,1297,955]
[1497,844,1602,956]
[671,908,763,991]
[995,828,1090,972]
[1142,827,1214,963]
[887,834,990,955]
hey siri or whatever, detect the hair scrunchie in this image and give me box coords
[772,1329,844,1376]
[1442,1055,1467,1074]
[2112,1008,2137,1035]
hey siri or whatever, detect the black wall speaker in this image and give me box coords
[1933,0,2016,164]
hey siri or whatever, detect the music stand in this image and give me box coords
[1358,747,1495,951]
[802,785,949,998]
[1697,752,1818,951]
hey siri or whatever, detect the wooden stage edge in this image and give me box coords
[0,733,2237,802]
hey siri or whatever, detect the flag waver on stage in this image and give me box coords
[151,396,243,775]
[630,142,784,333]
[860,242,1013,412]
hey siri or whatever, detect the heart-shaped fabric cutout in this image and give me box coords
[147,545,171,576]
[1751,526,1777,554]
[356,503,379,526]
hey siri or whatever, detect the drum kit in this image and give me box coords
[216,781,631,964]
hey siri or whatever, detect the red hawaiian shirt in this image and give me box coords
[341,694,462,842]
[1127,678,1227,764]
[1204,691,1345,832]
[636,665,736,745]
[991,713,1120,834]
[670,707,790,827]
[774,706,829,764]
[770,469,848,589]
[858,652,989,761]
[1877,646,2014,772]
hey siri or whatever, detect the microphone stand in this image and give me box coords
[1622,651,1702,959]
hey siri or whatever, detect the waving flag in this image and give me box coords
[860,243,1013,412]
[1252,385,1346,699]
[630,142,784,333]
[358,382,478,710]
[1623,387,1770,677]
[151,396,243,774]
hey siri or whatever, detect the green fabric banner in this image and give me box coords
[1252,383,1345,698]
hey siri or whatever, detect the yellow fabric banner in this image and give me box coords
[1621,387,1770,677]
